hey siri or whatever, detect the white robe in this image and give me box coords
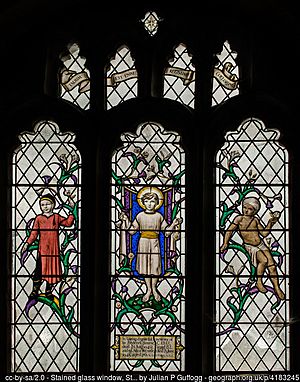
[130,211,168,275]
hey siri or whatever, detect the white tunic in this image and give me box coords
[130,211,168,275]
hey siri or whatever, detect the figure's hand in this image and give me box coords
[220,243,227,253]
[63,189,75,208]
[119,212,129,221]
[174,217,183,225]
[269,211,280,225]
[269,217,278,225]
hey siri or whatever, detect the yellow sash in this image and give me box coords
[140,231,158,239]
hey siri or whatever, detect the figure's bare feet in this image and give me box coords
[153,291,161,302]
[142,292,151,302]
[276,288,285,300]
[256,282,267,293]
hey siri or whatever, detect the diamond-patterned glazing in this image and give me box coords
[212,40,239,107]
[164,43,195,109]
[215,118,289,372]
[106,45,138,110]
[11,120,81,372]
[59,42,90,110]
[110,122,185,371]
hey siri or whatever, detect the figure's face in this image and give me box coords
[243,203,256,216]
[144,198,157,211]
[40,200,54,213]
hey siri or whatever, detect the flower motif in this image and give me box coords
[160,149,172,161]
[229,150,241,161]
[225,265,235,275]
[63,188,75,199]
[145,165,156,181]
[165,325,174,334]
[226,150,241,167]
[70,153,80,165]
[59,154,68,167]
[266,199,273,209]
[248,168,257,180]
[70,265,78,274]
[42,175,52,185]
[271,241,280,249]
[225,264,244,276]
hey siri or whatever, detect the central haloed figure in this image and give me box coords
[119,187,182,302]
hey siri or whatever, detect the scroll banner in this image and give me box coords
[214,62,238,90]
[107,69,138,87]
[61,70,90,93]
[165,67,195,85]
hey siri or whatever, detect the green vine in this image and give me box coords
[218,150,284,336]
[22,153,80,337]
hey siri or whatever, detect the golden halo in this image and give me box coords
[137,186,164,210]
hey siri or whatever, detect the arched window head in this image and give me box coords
[59,42,90,110]
[11,120,81,373]
[164,43,195,109]
[105,45,138,110]
[110,122,185,372]
[216,118,289,372]
[141,11,162,36]
[212,40,239,107]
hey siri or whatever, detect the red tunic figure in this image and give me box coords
[22,193,74,298]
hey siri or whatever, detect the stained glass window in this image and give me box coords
[110,122,185,372]
[141,11,161,36]
[212,40,239,107]
[106,46,138,110]
[163,43,195,109]
[11,120,81,373]
[59,42,90,110]
[216,117,289,372]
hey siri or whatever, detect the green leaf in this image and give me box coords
[67,306,75,323]
[133,360,144,368]
[112,195,125,210]
[60,293,66,317]
[164,266,181,276]
[227,301,238,314]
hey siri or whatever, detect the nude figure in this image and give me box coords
[220,197,285,300]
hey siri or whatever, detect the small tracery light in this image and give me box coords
[141,11,161,36]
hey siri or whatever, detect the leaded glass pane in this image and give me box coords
[141,11,161,36]
[11,120,81,372]
[212,40,239,107]
[216,118,289,372]
[106,46,138,110]
[110,122,185,372]
[163,43,195,109]
[59,42,90,110]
